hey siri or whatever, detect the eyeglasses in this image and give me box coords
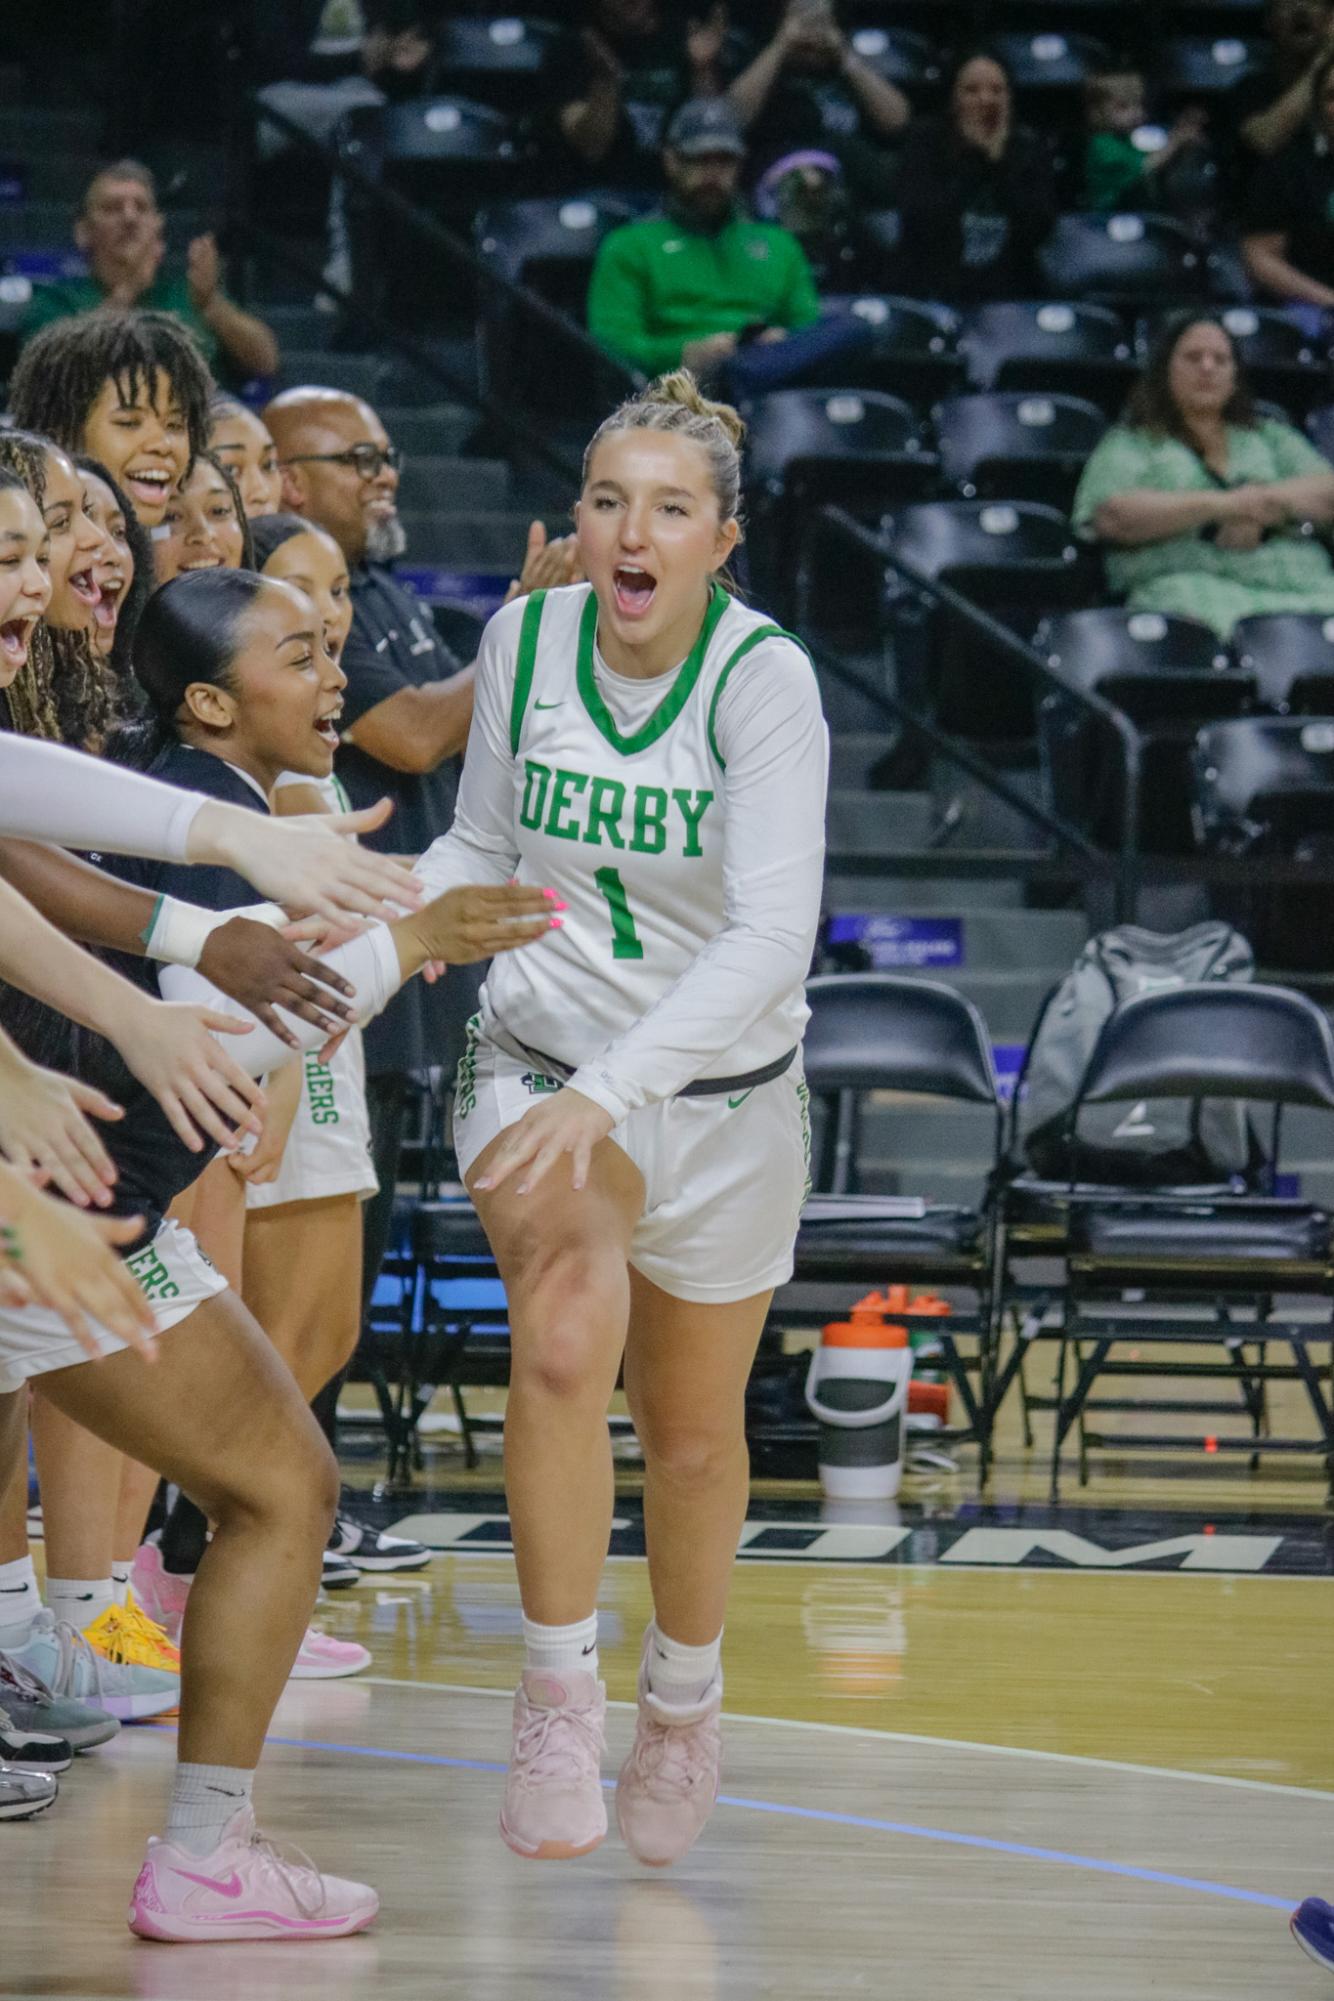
[281,444,402,479]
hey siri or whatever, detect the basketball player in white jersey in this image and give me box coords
[412,370,829,1866]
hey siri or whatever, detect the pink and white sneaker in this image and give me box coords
[130,1540,193,1646]
[127,1804,379,1942]
[499,1669,607,1860]
[615,1628,723,1867]
[289,1627,371,1680]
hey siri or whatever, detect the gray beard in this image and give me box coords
[365,513,407,563]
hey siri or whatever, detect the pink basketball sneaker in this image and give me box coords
[615,1629,723,1867]
[130,1540,193,1646]
[127,1804,379,1942]
[499,1669,607,1860]
[290,1627,371,1680]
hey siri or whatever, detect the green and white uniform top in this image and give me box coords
[415,580,829,1126]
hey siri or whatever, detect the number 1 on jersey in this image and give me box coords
[594,866,644,961]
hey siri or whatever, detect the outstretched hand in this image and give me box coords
[0,1167,157,1363]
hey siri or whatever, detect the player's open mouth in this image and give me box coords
[613,564,657,618]
[67,566,101,610]
[0,616,35,668]
[177,556,224,572]
[92,572,124,629]
[123,468,173,509]
[315,704,343,748]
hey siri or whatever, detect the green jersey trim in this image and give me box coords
[510,590,547,756]
[706,624,804,771]
[575,583,728,757]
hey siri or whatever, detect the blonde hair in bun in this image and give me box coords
[583,369,745,527]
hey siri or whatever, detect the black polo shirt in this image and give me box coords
[1243,129,1334,288]
[337,563,470,1079]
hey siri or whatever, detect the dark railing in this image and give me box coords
[807,506,1145,918]
[227,89,638,492]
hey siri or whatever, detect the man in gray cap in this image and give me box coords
[587,95,821,380]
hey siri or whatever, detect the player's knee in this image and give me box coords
[513,1324,609,1405]
[638,1410,745,1487]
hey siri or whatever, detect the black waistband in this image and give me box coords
[516,1039,798,1100]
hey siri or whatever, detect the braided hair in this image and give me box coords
[7,309,212,464]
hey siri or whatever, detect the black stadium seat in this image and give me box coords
[1231,614,1334,715]
[476,194,640,309]
[801,294,965,404]
[842,23,945,94]
[987,30,1111,113]
[1037,607,1252,850]
[1152,34,1267,95]
[434,16,560,112]
[1193,715,1334,966]
[934,390,1106,509]
[746,389,937,622]
[1305,403,1334,466]
[957,300,1136,412]
[1039,212,1205,307]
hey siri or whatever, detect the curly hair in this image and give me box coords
[7,309,213,464]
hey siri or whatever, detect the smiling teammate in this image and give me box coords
[411,370,828,1866]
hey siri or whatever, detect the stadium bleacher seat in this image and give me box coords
[844,24,945,94]
[957,299,1137,412]
[1193,714,1334,965]
[934,390,1106,509]
[1039,212,1205,308]
[805,294,964,403]
[434,16,561,113]
[1231,614,1334,715]
[1152,33,1269,96]
[745,388,937,622]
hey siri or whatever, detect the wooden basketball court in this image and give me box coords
[6,1406,1334,2001]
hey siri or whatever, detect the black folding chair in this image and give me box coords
[1003,985,1334,1498]
[1193,714,1334,967]
[771,974,1006,1475]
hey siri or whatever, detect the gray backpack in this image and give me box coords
[1016,923,1258,1185]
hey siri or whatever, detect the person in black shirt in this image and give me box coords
[1242,50,1334,331]
[541,0,731,190]
[727,0,910,206]
[896,50,1058,306]
[1233,0,1334,158]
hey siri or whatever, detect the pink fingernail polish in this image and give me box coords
[550,916,564,929]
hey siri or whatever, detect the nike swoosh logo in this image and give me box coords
[727,1090,755,1110]
[534,700,562,711]
[0,1585,32,1593]
[581,1643,597,1656]
[172,1867,245,1899]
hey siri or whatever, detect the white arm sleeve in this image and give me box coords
[0,737,204,857]
[157,924,404,1076]
[569,640,828,1123]
[413,598,523,900]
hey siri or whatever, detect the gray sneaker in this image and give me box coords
[0,1760,56,1821]
[0,1646,119,1751]
[0,1703,71,1773]
[6,1612,177,1724]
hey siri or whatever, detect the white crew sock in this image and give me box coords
[46,1577,115,1631]
[646,1623,723,1708]
[111,1561,133,1609]
[0,1555,40,1647]
[522,1611,599,1679]
[165,1763,255,1856]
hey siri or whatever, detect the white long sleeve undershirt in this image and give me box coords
[0,737,203,857]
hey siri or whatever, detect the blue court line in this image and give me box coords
[263,1734,1298,1912]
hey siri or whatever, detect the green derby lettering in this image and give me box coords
[630,786,669,854]
[520,760,714,856]
[519,759,552,830]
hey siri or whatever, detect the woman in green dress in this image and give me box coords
[1073,312,1334,637]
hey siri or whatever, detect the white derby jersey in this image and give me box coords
[415,580,828,1125]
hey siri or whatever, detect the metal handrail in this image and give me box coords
[810,505,1145,916]
[229,89,638,489]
